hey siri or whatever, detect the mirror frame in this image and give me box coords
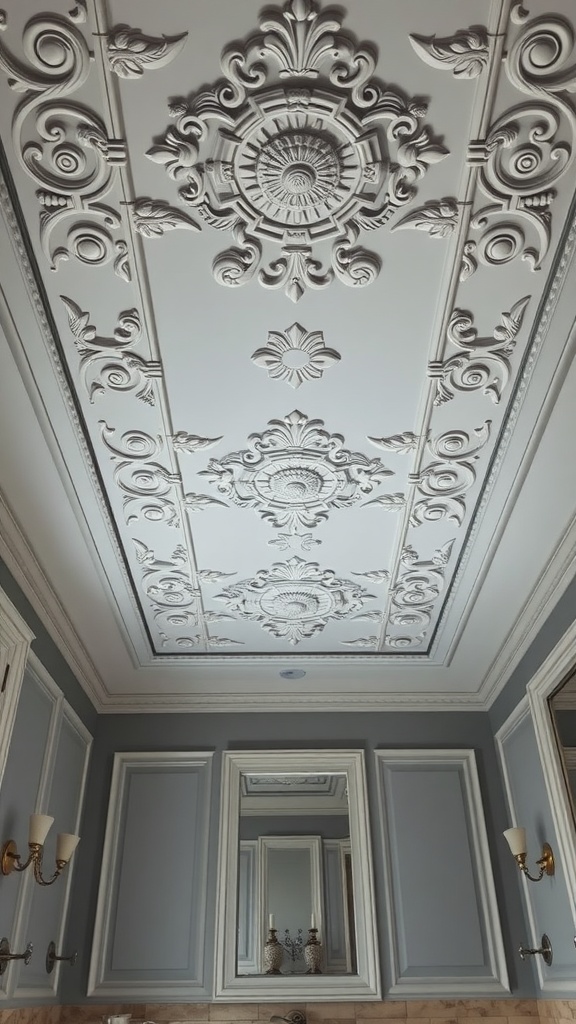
[214,749,381,1001]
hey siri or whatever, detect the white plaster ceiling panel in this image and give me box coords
[1,0,576,705]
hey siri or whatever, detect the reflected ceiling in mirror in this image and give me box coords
[214,751,381,1001]
[238,772,353,978]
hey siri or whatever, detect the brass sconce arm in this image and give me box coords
[503,828,554,882]
[1,815,80,887]
[513,843,555,882]
[46,941,77,974]
[0,938,33,975]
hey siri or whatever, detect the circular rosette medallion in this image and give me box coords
[217,557,375,645]
[251,458,341,511]
[212,91,386,241]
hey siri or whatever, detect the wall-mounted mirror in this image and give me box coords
[214,750,381,1000]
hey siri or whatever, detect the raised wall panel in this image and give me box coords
[0,663,57,998]
[13,698,91,999]
[375,749,508,996]
[88,751,213,998]
[497,700,576,992]
[0,587,34,789]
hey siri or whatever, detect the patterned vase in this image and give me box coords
[263,930,284,974]
[304,929,323,974]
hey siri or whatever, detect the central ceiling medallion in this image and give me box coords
[199,409,392,533]
[216,556,376,645]
[147,0,448,300]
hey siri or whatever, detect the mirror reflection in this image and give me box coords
[237,772,356,976]
[549,671,576,827]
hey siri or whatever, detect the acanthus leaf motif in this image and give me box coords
[409,28,490,79]
[392,198,460,238]
[106,25,188,79]
[131,197,201,237]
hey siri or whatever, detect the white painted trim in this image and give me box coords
[526,624,576,975]
[0,586,34,789]
[0,494,105,712]
[87,750,213,999]
[374,748,509,997]
[0,655,92,999]
[214,750,381,1001]
[258,834,323,973]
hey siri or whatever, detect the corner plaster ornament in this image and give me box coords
[251,322,340,388]
[411,422,492,527]
[384,633,425,649]
[409,28,490,79]
[215,556,376,645]
[389,540,454,632]
[61,296,162,405]
[432,295,531,405]
[392,198,460,239]
[199,409,393,533]
[0,12,130,278]
[105,25,187,79]
[100,423,181,527]
[147,0,448,300]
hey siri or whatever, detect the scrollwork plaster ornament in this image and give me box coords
[147,0,448,299]
[199,408,393,533]
[215,556,377,645]
[171,432,222,453]
[388,540,454,633]
[61,296,162,405]
[409,28,490,79]
[252,322,340,388]
[133,540,196,612]
[100,423,181,527]
[105,25,187,79]
[411,423,491,527]
[432,295,530,404]
[0,11,132,278]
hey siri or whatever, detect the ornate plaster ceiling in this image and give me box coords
[1,0,576,711]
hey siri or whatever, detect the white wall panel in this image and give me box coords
[88,751,213,998]
[375,749,508,996]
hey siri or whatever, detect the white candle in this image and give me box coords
[310,912,316,930]
[269,913,275,930]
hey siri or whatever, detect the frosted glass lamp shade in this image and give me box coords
[56,833,80,864]
[28,814,54,845]
[503,826,527,856]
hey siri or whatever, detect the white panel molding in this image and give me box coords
[214,749,381,1001]
[0,659,60,998]
[88,750,213,999]
[375,749,509,996]
[13,653,92,999]
[0,586,34,789]
[527,622,576,990]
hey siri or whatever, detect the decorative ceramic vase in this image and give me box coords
[304,928,323,974]
[263,929,284,974]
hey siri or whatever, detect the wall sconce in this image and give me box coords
[1,814,80,886]
[0,938,33,975]
[46,940,77,973]
[503,826,554,881]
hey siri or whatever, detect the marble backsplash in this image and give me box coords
[1,1000,575,1024]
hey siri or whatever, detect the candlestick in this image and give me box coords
[268,912,275,929]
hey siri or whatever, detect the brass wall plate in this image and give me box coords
[541,842,555,876]
[1,841,17,876]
